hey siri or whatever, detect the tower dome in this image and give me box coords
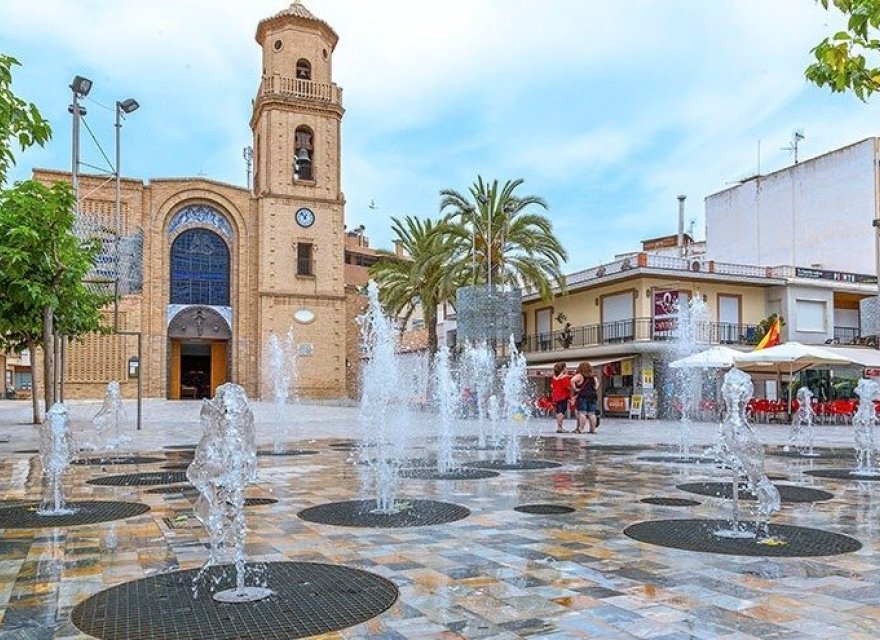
[256,0,339,50]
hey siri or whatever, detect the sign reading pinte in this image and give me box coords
[295,207,315,228]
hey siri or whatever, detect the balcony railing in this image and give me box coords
[522,318,759,353]
[258,75,343,105]
[833,326,862,345]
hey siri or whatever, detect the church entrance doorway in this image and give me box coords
[169,340,228,399]
[167,306,232,400]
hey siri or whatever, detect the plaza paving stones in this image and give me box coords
[3,399,880,638]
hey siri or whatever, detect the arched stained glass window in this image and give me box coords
[170,229,230,306]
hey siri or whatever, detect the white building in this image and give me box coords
[705,137,878,276]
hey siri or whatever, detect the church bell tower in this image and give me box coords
[252,1,346,398]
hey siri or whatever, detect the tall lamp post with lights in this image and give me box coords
[67,75,143,428]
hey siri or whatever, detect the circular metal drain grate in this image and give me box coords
[144,485,196,495]
[803,468,880,481]
[245,497,278,507]
[73,456,164,466]
[641,497,702,507]
[298,499,469,528]
[638,455,718,464]
[464,459,562,471]
[0,501,149,528]
[514,504,575,515]
[160,463,191,471]
[624,519,862,557]
[677,482,833,503]
[257,450,319,457]
[88,471,189,487]
[70,561,398,640]
[398,468,500,480]
[13,449,38,454]
[768,449,853,460]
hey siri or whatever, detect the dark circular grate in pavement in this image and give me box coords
[88,471,189,487]
[144,484,196,495]
[641,497,702,507]
[245,497,278,507]
[803,468,880,481]
[73,456,164,466]
[514,504,575,515]
[70,561,398,640]
[398,467,500,480]
[257,450,319,457]
[677,482,833,503]
[0,501,149,528]
[624,519,861,557]
[160,462,191,471]
[768,449,853,460]
[298,499,469,528]
[638,455,718,464]
[13,449,38,454]
[464,459,562,471]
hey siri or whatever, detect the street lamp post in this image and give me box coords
[114,98,139,331]
[62,75,93,403]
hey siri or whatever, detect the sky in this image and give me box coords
[0,0,876,274]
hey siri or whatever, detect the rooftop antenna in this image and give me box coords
[782,129,805,164]
[368,199,378,212]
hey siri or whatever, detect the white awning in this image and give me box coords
[822,346,880,368]
[526,356,634,376]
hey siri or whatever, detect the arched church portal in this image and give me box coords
[167,306,231,400]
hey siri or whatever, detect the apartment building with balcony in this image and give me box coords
[519,249,877,418]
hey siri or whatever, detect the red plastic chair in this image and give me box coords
[753,399,771,423]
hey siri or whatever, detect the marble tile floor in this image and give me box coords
[0,400,878,638]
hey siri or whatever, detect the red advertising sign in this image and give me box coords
[653,290,679,333]
[866,368,880,378]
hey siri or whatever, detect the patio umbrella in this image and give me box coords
[669,345,744,369]
[734,342,853,414]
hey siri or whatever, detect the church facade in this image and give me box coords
[34,2,363,401]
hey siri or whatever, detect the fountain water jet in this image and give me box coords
[264,330,298,453]
[668,296,710,456]
[358,281,410,514]
[852,378,880,477]
[715,368,780,541]
[187,383,272,603]
[502,336,528,465]
[461,341,496,447]
[88,381,130,451]
[434,346,459,474]
[785,386,819,456]
[37,402,77,516]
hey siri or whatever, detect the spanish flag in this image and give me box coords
[754,317,781,351]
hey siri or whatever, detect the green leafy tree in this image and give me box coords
[806,0,880,99]
[0,55,51,186]
[0,180,109,422]
[439,177,567,301]
[368,215,461,356]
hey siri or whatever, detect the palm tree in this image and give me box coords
[439,177,567,301]
[368,215,462,355]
